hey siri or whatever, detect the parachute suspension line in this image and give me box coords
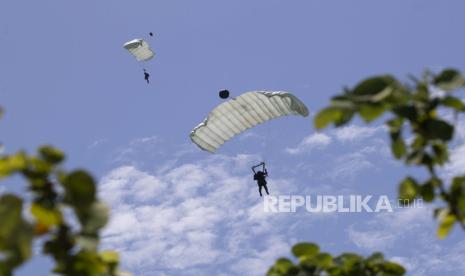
[261,117,272,165]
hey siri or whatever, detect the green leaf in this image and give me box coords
[451,176,465,212]
[314,107,343,129]
[274,258,294,274]
[39,146,65,165]
[77,202,110,235]
[380,261,406,275]
[312,253,333,269]
[437,212,456,239]
[30,203,62,227]
[352,75,397,96]
[441,96,465,111]
[422,119,454,141]
[0,195,33,268]
[62,170,96,208]
[0,153,27,179]
[391,135,406,159]
[399,177,419,203]
[433,68,465,91]
[0,195,23,237]
[100,251,119,265]
[359,104,386,122]
[70,251,107,275]
[420,181,435,202]
[386,117,404,133]
[432,142,449,165]
[291,242,319,259]
[393,105,417,121]
[76,235,99,251]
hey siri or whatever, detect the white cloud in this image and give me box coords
[285,133,332,155]
[325,152,374,180]
[348,207,432,250]
[334,125,384,142]
[347,206,465,275]
[100,155,291,275]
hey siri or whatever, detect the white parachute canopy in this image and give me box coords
[190,91,309,153]
[123,39,154,61]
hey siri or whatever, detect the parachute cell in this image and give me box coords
[190,91,309,153]
[123,39,154,61]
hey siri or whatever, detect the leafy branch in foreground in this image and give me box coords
[0,110,129,276]
[267,242,405,276]
[314,68,465,238]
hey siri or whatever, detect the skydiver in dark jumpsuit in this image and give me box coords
[252,162,269,197]
[143,69,150,84]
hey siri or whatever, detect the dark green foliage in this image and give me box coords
[267,243,405,276]
[0,143,128,275]
[313,68,465,238]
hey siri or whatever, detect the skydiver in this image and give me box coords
[252,162,269,197]
[143,69,150,84]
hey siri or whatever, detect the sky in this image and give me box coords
[1,0,465,275]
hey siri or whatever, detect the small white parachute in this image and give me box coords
[123,39,154,61]
[190,91,309,153]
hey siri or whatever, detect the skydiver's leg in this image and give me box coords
[259,185,263,197]
[264,185,269,195]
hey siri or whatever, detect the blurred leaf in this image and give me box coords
[391,134,406,159]
[0,195,33,269]
[0,195,23,238]
[292,242,319,259]
[0,153,27,179]
[77,202,109,235]
[27,157,52,176]
[432,142,449,165]
[352,75,397,96]
[100,251,119,265]
[386,117,404,133]
[62,170,96,208]
[70,251,106,275]
[399,177,418,202]
[437,212,456,239]
[30,203,62,227]
[274,258,293,274]
[393,105,417,121]
[441,96,465,111]
[314,107,343,129]
[422,119,454,141]
[433,68,465,91]
[359,104,386,122]
[420,181,435,202]
[380,262,406,275]
[312,253,333,269]
[39,146,65,165]
[76,235,99,252]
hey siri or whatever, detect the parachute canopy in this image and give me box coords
[123,39,154,61]
[190,91,309,153]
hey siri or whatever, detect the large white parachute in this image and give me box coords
[190,91,309,153]
[123,39,154,61]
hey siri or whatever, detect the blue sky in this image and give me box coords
[1,1,465,275]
